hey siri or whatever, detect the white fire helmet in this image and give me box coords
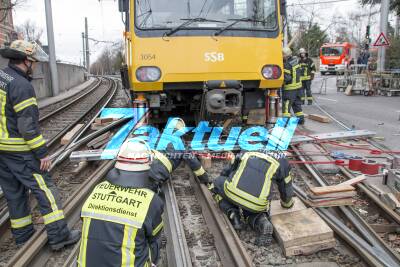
[299,48,307,54]
[172,117,185,130]
[115,139,153,172]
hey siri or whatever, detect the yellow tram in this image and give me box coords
[119,0,285,123]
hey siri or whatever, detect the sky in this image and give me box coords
[13,0,393,65]
[14,0,124,65]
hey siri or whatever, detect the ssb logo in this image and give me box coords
[204,52,225,62]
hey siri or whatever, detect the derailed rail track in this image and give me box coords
[164,166,253,267]
[290,100,400,267]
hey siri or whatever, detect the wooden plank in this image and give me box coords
[87,132,111,148]
[270,197,307,217]
[284,238,336,257]
[369,223,400,233]
[308,114,330,123]
[91,138,111,149]
[91,122,111,131]
[246,109,265,125]
[308,191,356,199]
[310,185,354,195]
[307,198,354,208]
[272,208,334,249]
[345,85,353,95]
[61,124,84,145]
[339,175,366,186]
[95,117,114,124]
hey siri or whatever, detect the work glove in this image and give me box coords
[197,172,212,185]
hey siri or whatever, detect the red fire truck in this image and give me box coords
[320,42,356,75]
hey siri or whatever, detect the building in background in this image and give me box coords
[0,0,18,46]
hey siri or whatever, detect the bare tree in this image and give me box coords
[16,20,43,43]
[0,0,24,23]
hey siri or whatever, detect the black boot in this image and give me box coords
[50,230,81,251]
[227,210,242,230]
[308,100,313,105]
[254,214,273,246]
[298,117,305,125]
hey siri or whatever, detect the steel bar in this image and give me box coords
[163,180,193,267]
[188,170,253,267]
[294,185,383,267]
[292,146,400,267]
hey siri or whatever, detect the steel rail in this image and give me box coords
[163,180,193,267]
[291,146,400,267]
[43,78,112,149]
[313,100,400,226]
[6,160,115,267]
[38,78,101,122]
[188,170,253,267]
[293,185,383,267]
[49,79,119,169]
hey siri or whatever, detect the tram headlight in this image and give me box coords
[262,65,282,80]
[136,67,161,82]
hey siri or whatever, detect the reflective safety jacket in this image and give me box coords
[0,65,47,158]
[299,57,316,81]
[150,148,209,185]
[283,56,303,91]
[78,180,164,267]
[223,152,293,213]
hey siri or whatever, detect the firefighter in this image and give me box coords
[149,118,211,187]
[78,139,164,267]
[299,48,316,105]
[282,47,305,125]
[212,151,294,246]
[0,40,80,249]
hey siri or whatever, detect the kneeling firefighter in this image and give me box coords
[212,151,294,245]
[149,118,211,187]
[77,140,164,267]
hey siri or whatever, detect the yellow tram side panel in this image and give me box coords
[125,1,284,92]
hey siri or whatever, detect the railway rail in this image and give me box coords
[163,166,253,267]
[288,100,400,267]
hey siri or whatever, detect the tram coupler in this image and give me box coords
[204,80,243,114]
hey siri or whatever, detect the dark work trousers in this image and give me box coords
[212,176,270,228]
[302,80,313,104]
[282,89,304,122]
[0,152,70,244]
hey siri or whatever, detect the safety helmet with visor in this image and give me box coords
[0,40,49,62]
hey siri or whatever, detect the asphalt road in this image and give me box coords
[309,74,400,151]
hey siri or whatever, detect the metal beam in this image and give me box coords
[44,0,59,96]
[377,0,390,71]
[85,17,90,73]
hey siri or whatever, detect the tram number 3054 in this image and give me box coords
[204,52,225,62]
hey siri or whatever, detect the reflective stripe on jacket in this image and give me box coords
[0,65,48,158]
[299,57,316,81]
[283,57,303,90]
[78,180,163,267]
[223,152,279,212]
